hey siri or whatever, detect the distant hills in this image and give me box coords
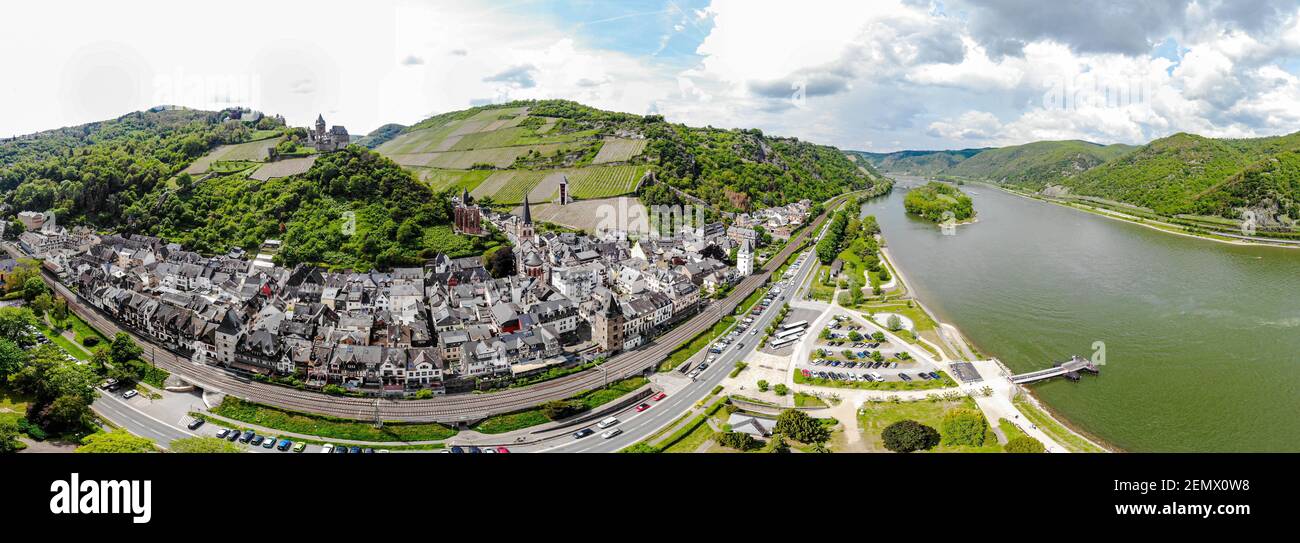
[855,134,1300,227]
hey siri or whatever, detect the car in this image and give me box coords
[99,379,117,390]
[292,442,307,453]
[264,436,278,449]
[573,428,595,439]
[635,403,651,412]
[320,443,335,453]
[333,445,348,454]
[467,446,482,454]
[901,373,913,382]
[277,439,292,451]
[601,428,623,439]
[216,428,230,439]
[362,448,375,454]
[652,392,667,401]
[483,448,497,453]
[377,449,390,453]
[226,429,241,442]
[916,372,929,380]
[801,369,811,377]
[929,372,941,380]
[597,417,619,429]
[121,389,138,399]
[239,430,255,443]
[187,418,205,430]
[250,435,264,446]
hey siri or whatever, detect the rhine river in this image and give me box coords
[862,176,1300,452]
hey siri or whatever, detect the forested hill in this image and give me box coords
[375,99,887,213]
[849,148,986,176]
[943,140,1135,186]
[0,109,266,225]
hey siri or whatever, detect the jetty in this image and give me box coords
[1009,355,1099,384]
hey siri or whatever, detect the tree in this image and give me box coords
[871,331,885,342]
[716,431,760,451]
[109,332,143,366]
[774,409,829,444]
[881,420,940,453]
[22,276,46,303]
[485,244,516,278]
[773,383,788,396]
[0,421,22,453]
[764,433,791,453]
[886,314,903,331]
[51,296,69,324]
[31,291,53,318]
[848,330,862,342]
[76,431,156,453]
[0,306,36,343]
[3,259,38,293]
[170,436,243,453]
[756,380,769,392]
[0,338,26,382]
[941,408,990,447]
[1004,436,1046,453]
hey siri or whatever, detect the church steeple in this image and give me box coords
[521,194,533,225]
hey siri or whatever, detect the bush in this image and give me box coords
[941,408,990,447]
[757,380,769,392]
[774,409,829,444]
[413,389,434,399]
[541,399,587,421]
[716,431,761,451]
[1005,436,1046,453]
[81,336,100,347]
[18,418,47,441]
[710,385,723,395]
[881,420,940,453]
[773,384,788,396]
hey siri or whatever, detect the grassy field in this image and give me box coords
[0,386,32,427]
[211,397,457,442]
[592,137,648,164]
[1013,396,1107,452]
[184,138,280,174]
[417,168,493,193]
[858,398,1003,453]
[794,392,829,408]
[795,369,957,391]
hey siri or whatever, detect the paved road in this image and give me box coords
[9,192,852,424]
[93,389,328,453]
[538,244,824,453]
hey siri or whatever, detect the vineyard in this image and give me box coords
[592,137,648,164]
[568,165,647,199]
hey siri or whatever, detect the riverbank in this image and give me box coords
[981,182,1300,250]
[867,194,1113,453]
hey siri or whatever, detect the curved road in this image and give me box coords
[28,193,852,423]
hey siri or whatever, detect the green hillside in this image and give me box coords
[945,140,1135,187]
[849,149,986,175]
[379,100,885,211]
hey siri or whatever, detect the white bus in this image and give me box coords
[769,335,801,349]
[774,327,804,340]
[781,320,808,332]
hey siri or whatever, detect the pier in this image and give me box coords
[1009,355,1099,384]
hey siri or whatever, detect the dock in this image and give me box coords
[1009,355,1099,384]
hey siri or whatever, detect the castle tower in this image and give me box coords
[315,114,326,137]
[593,293,625,353]
[557,175,569,206]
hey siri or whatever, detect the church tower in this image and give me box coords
[737,239,754,277]
[519,195,535,243]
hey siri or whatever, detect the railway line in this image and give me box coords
[22,193,851,423]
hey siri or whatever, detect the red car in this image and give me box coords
[652,392,667,401]
[495,447,510,453]
[635,403,651,412]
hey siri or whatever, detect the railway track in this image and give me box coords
[25,193,848,423]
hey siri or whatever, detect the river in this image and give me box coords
[862,175,1300,452]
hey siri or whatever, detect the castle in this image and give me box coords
[308,114,350,152]
[453,190,484,236]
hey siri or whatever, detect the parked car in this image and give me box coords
[250,435,264,447]
[495,447,510,453]
[215,429,230,439]
[450,446,466,453]
[362,448,375,454]
[121,389,138,400]
[292,442,307,453]
[333,445,348,454]
[601,428,623,439]
[347,446,361,454]
[466,446,481,454]
[573,428,594,439]
[99,379,117,390]
[320,443,335,453]
[277,439,292,451]
[187,418,205,430]
[226,429,240,442]
[239,430,255,443]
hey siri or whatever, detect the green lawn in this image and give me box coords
[858,398,1002,453]
[794,392,828,408]
[661,417,714,453]
[35,321,92,361]
[795,369,957,391]
[1013,396,1106,452]
[211,397,457,442]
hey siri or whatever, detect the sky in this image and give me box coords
[4,0,1300,152]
